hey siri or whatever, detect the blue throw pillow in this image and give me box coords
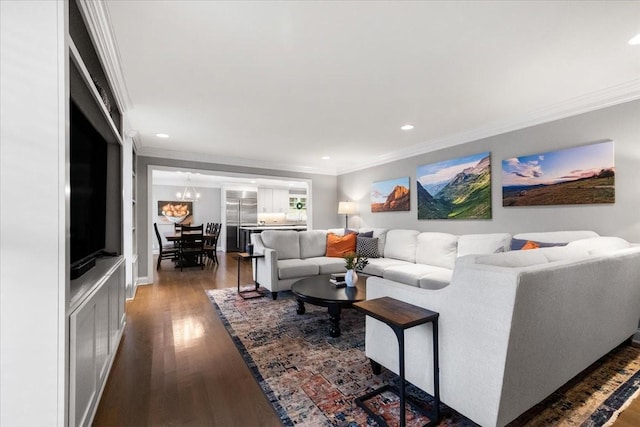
[510,238,567,250]
[344,229,374,238]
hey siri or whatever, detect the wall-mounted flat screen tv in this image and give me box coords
[70,100,108,275]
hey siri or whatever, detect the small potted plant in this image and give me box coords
[343,252,369,287]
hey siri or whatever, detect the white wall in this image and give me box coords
[338,99,640,242]
[152,185,222,250]
[1,1,67,425]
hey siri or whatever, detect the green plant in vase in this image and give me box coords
[343,252,369,270]
[343,252,368,287]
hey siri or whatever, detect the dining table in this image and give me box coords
[164,231,218,242]
[164,230,218,268]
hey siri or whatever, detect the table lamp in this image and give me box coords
[338,201,357,228]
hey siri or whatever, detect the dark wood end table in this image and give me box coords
[236,252,266,299]
[291,274,366,337]
[353,297,440,427]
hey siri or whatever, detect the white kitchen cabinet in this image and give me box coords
[69,257,125,427]
[258,188,273,213]
[258,188,290,213]
[273,189,289,213]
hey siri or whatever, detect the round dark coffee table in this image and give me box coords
[291,274,366,337]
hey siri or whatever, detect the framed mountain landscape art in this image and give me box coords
[502,140,614,206]
[371,177,410,212]
[417,152,491,219]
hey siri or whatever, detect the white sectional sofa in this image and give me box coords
[250,228,512,299]
[366,233,640,426]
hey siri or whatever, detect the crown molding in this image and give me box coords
[337,79,640,175]
[77,0,132,113]
[136,146,337,176]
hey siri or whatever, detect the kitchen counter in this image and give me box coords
[240,225,307,231]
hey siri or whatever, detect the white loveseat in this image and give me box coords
[365,233,640,426]
[250,228,513,299]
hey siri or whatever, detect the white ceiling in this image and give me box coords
[102,1,640,175]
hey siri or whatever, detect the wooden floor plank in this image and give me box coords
[93,253,281,426]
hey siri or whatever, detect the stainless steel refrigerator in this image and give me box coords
[225,190,258,252]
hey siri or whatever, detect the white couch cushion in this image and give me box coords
[262,230,300,260]
[361,258,413,277]
[384,229,420,262]
[419,269,453,290]
[415,232,458,269]
[383,264,452,288]
[537,246,591,262]
[277,259,319,279]
[457,233,512,257]
[567,236,631,254]
[299,230,327,258]
[306,256,346,274]
[514,230,598,244]
[475,250,549,268]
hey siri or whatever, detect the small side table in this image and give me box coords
[353,297,440,427]
[236,252,265,299]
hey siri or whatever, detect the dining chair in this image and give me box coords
[178,224,205,270]
[204,222,216,265]
[154,222,179,270]
[209,223,222,264]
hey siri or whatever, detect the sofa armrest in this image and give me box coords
[251,248,276,292]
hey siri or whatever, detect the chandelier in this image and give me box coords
[176,172,201,201]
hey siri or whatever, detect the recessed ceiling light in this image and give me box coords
[250,180,257,184]
[322,156,331,160]
[156,133,169,138]
[629,33,640,45]
[401,124,414,131]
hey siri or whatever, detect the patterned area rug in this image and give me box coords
[206,288,640,426]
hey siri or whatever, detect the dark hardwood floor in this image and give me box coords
[93,252,640,426]
[93,253,282,426]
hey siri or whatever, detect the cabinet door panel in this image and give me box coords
[108,273,119,351]
[95,284,110,384]
[70,303,97,427]
[118,264,126,328]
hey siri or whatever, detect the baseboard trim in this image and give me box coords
[632,329,640,346]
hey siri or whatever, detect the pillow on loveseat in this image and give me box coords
[326,232,357,257]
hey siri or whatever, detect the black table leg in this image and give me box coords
[397,329,406,427]
[296,299,306,315]
[328,305,341,337]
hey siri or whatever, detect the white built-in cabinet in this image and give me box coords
[67,0,127,425]
[69,257,125,427]
[258,188,290,213]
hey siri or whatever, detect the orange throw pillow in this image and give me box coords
[521,240,540,250]
[326,232,357,257]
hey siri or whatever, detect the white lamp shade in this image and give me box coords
[338,201,357,215]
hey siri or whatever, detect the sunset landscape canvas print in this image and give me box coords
[502,140,615,206]
[371,177,410,212]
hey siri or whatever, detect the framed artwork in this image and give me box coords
[502,140,614,206]
[157,201,194,224]
[371,177,410,212]
[417,152,491,219]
